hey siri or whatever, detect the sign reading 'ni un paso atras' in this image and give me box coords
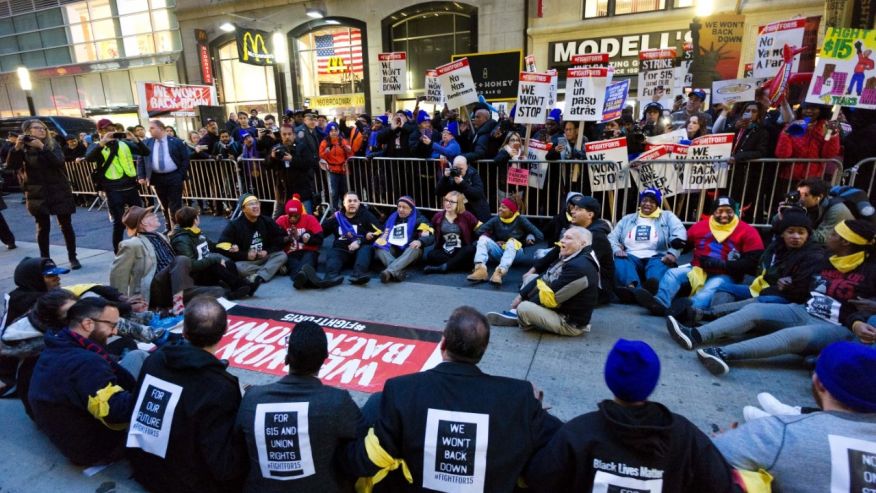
[237,27,274,66]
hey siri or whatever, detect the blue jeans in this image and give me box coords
[656,265,732,309]
[614,254,669,288]
[474,236,525,271]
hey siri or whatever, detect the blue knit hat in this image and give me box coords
[403,110,413,120]
[238,129,252,141]
[417,110,431,124]
[639,188,662,206]
[816,342,876,412]
[444,121,459,137]
[605,339,660,402]
[376,115,389,126]
[548,108,562,122]
[325,122,340,135]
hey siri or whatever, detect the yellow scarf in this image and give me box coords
[709,215,739,243]
[830,251,867,273]
[748,269,770,297]
[500,212,520,224]
[354,428,412,493]
[639,208,661,219]
[565,212,573,223]
[186,226,201,235]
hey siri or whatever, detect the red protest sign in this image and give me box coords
[507,167,530,186]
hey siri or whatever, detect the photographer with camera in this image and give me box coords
[778,179,855,245]
[85,118,150,254]
[212,130,241,159]
[436,155,491,222]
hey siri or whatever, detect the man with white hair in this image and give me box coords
[488,226,600,336]
[434,154,491,221]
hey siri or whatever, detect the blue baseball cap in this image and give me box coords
[42,259,70,276]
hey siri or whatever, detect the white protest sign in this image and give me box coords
[127,375,183,459]
[547,69,558,109]
[585,137,630,192]
[515,72,553,125]
[566,68,610,122]
[683,133,735,189]
[571,53,610,67]
[423,409,490,493]
[754,19,807,78]
[524,54,537,72]
[712,78,765,105]
[526,140,551,189]
[425,69,445,104]
[806,28,876,109]
[378,52,407,95]
[631,146,681,198]
[436,58,479,109]
[637,48,677,110]
[645,128,688,146]
[254,402,316,480]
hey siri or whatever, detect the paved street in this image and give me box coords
[0,196,814,492]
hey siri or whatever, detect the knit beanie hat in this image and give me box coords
[286,321,328,374]
[501,197,519,214]
[548,108,562,122]
[376,115,389,126]
[816,341,876,412]
[713,196,737,213]
[444,121,459,137]
[285,194,305,216]
[775,210,813,235]
[403,110,413,120]
[398,195,416,210]
[639,188,662,206]
[325,122,340,136]
[837,219,876,246]
[417,110,431,124]
[604,339,661,402]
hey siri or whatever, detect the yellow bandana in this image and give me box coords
[565,212,573,223]
[639,208,661,219]
[709,215,739,243]
[186,226,201,235]
[748,269,770,297]
[830,251,867,273]
[836,220,875,246]
[241,195,259,207]
[500,212,520,224]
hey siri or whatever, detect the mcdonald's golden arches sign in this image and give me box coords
[236,27,275,66]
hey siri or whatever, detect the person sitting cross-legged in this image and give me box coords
[422,191,480,275]
[666,219,876,376]
[375,195,434,283]
[467,197,543,286]
[487,226,599,336]
[277,196,325,289]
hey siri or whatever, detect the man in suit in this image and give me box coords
[140,120,190,229]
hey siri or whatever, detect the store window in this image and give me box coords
[216,39,276,115]
[583,0,689,18]
[386,3,476,93]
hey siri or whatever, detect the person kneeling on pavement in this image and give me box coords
[488,227,599,336]
[127,296,246,492]
[217,193,288,289]
[524,339,741,492]
[666,219,876,376]
[170,206,256,300]
[635,197,764,316]
[28,298,147,466]
[299,192,379,288]
[468,197,543,286]
[609,188,687,302]
[236,321,364,492]
[375,195,434,283]
[276,196,324,288]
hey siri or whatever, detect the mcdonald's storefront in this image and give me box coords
[211,30,281,117]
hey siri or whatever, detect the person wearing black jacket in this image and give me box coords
[216,193,288,287]
[459,108,498,162]
[729,102,773,222]
[524,339,741,493]
[293,115,320,207]
[314,192,379,286]
[380,110,415,158]
[86,118,150,252]
[435,155,491,222]
[345,306,562,492]
[62,135,87,161]
[193,120,220,160]
[127,297,246,493]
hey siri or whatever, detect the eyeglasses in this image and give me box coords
[30,126,47,131]
[444,198,458,205]
[89,318,119,329]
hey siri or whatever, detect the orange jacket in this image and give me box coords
[319,137,352,174]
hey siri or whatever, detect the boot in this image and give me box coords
[467,263,488,282]
[225,285,251,300]
[489,267,507,286]
[69,256,81,270]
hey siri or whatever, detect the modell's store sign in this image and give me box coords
[236,27,274,66]
[549,29,691,76]
[137,82,218,119]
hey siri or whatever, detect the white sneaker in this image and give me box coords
[743,405,771,422]
[757,392,802,416]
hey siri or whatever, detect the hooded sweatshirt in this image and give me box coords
[537,219,615,304]
[542,192,583,244]
[524,400,739,493]
[127,342,246,493]
[5,258,51,328]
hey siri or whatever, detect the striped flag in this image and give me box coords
[316,28,364,75]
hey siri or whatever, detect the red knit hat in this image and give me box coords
[285,194,305,215]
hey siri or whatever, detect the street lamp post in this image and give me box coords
[16,67,36,116]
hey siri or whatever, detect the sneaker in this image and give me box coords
[614,286,636,304]
[697,347,730,376]
[486,310,518,326]
[249,276,264,297]
[757,392,801,416]
[69,257,82,270]
[633,288,667,316]
[150,314,184,332]
[349,273,371,285]
[379,270,393,283]
[6,242,16,250]
[666,315,694,350]
[743,405,771,422]
[292,270,308,289]
[227,285,251,300]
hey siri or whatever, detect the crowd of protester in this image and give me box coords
[1,86,876,491]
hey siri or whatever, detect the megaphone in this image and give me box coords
[786,117,811,137]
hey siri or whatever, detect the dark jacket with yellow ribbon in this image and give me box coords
[28,328,136,465]
[521,247,600,327]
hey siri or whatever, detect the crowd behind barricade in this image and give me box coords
[1,87,876,492]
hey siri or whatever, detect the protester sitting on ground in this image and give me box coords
[715,341,876,493]
[345,306,561,491]
[540,193,583,247]
[237,321,363,492]
[374,196,434,283]
[435,155,491,222]
[525,339,741,492]
[609,188,687,303]
[28,298,145,466]
[635,197,764,316]
[488,227,599,336]
[127,296,246,492]
[216,193,288,289]
[562,195,614,304]
[169,206,255,299]
[423,191,480,275]
[3,257,69,329]
[468,197,543,286]
[783,178,855,245]
[303,192,379,287]
[775,103,841,182]
[319,122,353,211]
[275,196,324,289]
[672,210,824,325]
[430,122,461,161]
[666,219,876,376]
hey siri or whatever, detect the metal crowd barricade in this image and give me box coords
[63,160,103,210]
[844,157,876,199]
[237,158,278,207]
[183,158,242,203]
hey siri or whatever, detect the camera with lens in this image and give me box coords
[626,124,647,154]
[449,167,461,178]
[784,190,802,207]
[21,136,34,143]
[272,143,287,156]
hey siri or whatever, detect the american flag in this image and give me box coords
[316,29,364,76]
